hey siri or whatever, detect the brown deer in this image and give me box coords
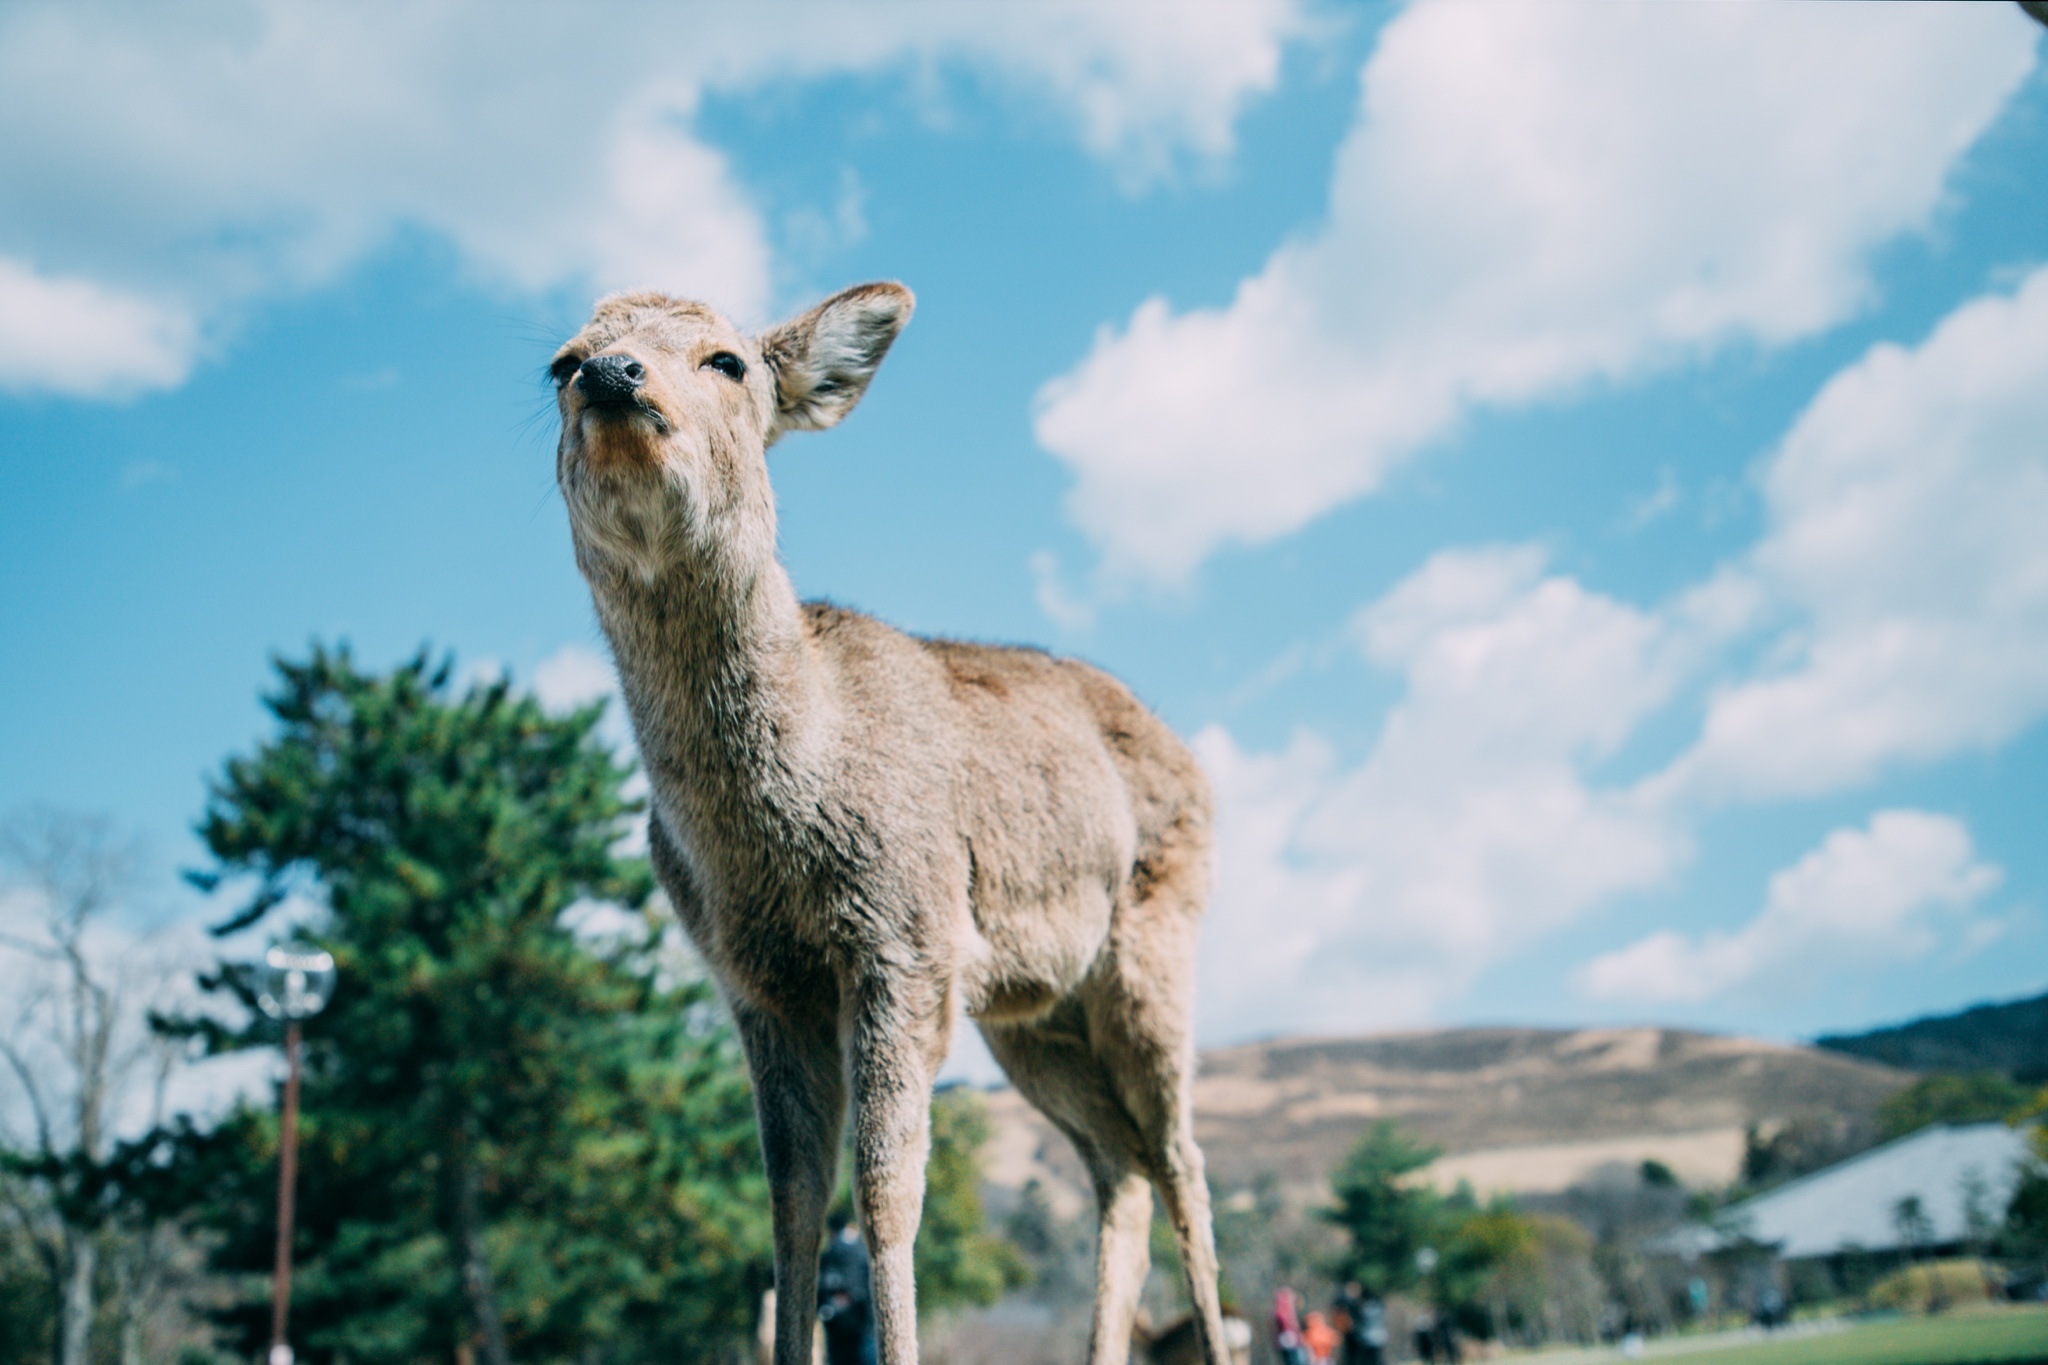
[551,283,1228,1365]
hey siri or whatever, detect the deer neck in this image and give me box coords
[589,530,831,837]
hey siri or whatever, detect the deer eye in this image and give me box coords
[549,354,582,388]
[701,351,747,383]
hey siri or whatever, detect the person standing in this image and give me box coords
[817,1212,875,1365]
[1302,1309,1340,1365]
[1412,1309,1437,1365]
[1334,1282,1388,1365]
[1274,1287,1311,1365]
[1433,1315,1462,1365]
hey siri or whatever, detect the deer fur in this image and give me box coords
[551,282,1229,1365]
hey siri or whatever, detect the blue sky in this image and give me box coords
[4,2,2046,1075]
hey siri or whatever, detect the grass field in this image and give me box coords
[1666,1307,2048,1365]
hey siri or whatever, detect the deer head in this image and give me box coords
[552,282,913,584]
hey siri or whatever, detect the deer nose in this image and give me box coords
[577,354,646,405]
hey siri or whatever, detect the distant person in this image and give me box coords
[1302,1308,1340,1365]
[1412,1310,1437,1364]
[817,1211,875,1365]
[1335,1282,1388,1365]
[1274,1287,1311,1365]
[1433,1315,1461,1365]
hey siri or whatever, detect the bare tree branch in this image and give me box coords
[0,807,181,1365]
[0,929,63,959]
[0,1035,56,1156]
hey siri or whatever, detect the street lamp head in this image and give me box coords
[253,944,336,1021]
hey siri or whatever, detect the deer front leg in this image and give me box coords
[734,1002,845,1365]
[847,975,947,1365]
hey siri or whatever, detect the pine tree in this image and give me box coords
[911,1089,1027,1313]
[1323,1123,1543,1340]
[1324,1121,1443,1292]
[160,644,770,1364]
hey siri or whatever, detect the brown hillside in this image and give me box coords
[982,1026,1912,1215]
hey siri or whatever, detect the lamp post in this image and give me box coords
[251,945,336,1365]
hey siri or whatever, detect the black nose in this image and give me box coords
[577,354,646,405]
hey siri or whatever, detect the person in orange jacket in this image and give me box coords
[1302,1309,1341,1365]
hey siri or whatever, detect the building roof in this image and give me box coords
[1694,1122,2034,1260]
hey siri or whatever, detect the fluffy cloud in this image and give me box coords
[1659,265,2048,802]
[0,0,1303,398]
[532,643,620,716]
[910,0,1304,182]
[1035,0,2037,583]
[0,256,197,398]
[1195,546,1684,1039]
[1577,811,2001,1004]
[1198,257,2048,1032]
[530,644,641,771]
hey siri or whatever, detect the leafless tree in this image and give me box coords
[0,808,187,1365]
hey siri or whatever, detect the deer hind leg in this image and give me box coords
[980,1004,1154,1365]
[732,1001,845,1365]
[1090,906,1233,1365]
[1151,1117,1229,1365]
[1089,1161,1156,1365]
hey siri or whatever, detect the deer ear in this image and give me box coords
[759,282,914,436]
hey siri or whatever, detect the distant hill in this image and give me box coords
[980,1026,1911,1215]
[1815,989,2048,1083]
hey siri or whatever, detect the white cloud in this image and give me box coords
[915,0,1305,185]
[532,643,620,716]
[1035,0,2037,584]
[1624,468,1680,533]
[0,256,197,398]
[0,0,1304,398]
[1658,265,2048,802]
[1576,811,2001,1004]
[531,644,640,781]
[117,457,177,491]
[1194,545,1684,1039]
[1029,550,1098,633]
[1198,261,2048,1035]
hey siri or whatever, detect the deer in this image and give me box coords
[550,282,1229,1365]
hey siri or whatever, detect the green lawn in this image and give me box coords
[1674,1308,2048,1365]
